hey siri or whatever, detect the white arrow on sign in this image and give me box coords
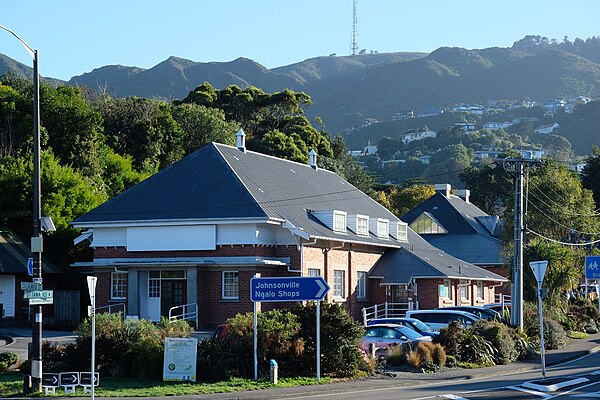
[316,279,327,299]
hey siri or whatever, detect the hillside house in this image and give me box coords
[483,121,513,131]
[534,123,559,134]
[72,133,505,327]
[392,111,414,120]
[399,130,437,144]
[417,108,444,118]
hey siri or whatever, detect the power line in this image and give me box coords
[529,187,600,217]
[526,199,600,236]
[527,228,600,247]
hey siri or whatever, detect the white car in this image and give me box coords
[362,323,431,355]
[405,309,480,330]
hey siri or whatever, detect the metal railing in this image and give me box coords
[95,303,126,316]
[361,301,417,326]
[494,293,511,305]
[168,303,198,329]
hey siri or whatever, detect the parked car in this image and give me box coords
[211,324,228,342]
[405,309,480,330]
[362,323,431,355]
[436,306,500,320]
[483,303,512,315]
[367,317,439,337]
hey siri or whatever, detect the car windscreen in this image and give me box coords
[409,319,433,332]
[397,326,422,339]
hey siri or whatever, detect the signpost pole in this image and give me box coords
[87,277,97,400]
[316,301,321,382]
[253,301,258,381]
[537,280,546,380]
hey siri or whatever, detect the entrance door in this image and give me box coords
[161,281,185,318]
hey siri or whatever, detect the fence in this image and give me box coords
[168,303,198,329]
[361,301,417,326]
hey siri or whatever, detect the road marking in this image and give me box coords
[509,386,552,398]
[522,377,588,392]
[573,392,600,397]
[441,395,468,400]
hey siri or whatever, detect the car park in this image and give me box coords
[367,317,439,337]
[436,306,500,320]
[484,303,512,315]
[362,323,432,355]
[405,309,480,330]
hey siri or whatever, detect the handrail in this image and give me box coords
[168,303,198,329]
[361,301,416,326]
[95,303,126,317]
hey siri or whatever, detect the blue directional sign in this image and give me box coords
[586,256,600,279]
[251,277,330,302]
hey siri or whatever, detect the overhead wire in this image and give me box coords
[525,198,600,236]
[526,228,600,247]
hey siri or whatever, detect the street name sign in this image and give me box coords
[24,289,53,299]
[586,256,600,279]
[29,297,53,305]
[21,281,43,291]
[251,276,330,302]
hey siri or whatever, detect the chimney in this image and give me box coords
[456,189,470,203]
[236,128,246,152]
[434,183,451,197]
[309,149,318,170]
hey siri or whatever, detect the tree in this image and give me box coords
[581,146,600,207]
[0,80,31,158]
[459,161,513,215]
[99,148,153,198]
[375,183,435,217]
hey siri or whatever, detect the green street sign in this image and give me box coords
[29,297,53,305]
[24,290,53,299]
[21,282,43,291]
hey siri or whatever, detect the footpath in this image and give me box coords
[2,319,600,399]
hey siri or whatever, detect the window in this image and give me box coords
[333,211,347,233]
[377,219,389,238]
[333,270,345,298]
[308,268,320,277]
[397,222,408,241]
[149,271,160,298]
[460,280,470,301]
[357,271,367,299]
[409,212,448,234]
[111,272,127,299]
[357,216,369,236]
[439,280,451,299]
[222,271,239,300]
[476,281,484,299]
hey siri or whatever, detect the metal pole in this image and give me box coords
[91,302,96,400]
[511,160,524,330]
[316,301,321,382]
[253,301,258,381]
[31,49,43,394]
[537,281,546,380]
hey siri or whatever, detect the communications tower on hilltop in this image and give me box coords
[350,0,358,55]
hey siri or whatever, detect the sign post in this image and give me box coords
[250,276,330,381]
[530,260,548,380]
[585,256,600,311]
[87,276,97,400]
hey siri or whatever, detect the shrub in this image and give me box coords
[415,342,434,364]
[407,350,422,369]
[456,327,496,366]
[568,297,600,333]
[473,320,517,365]
[0,352,18,371]
[543,318,569,350]
[385,344,404,367]
[431,343,446,367]
[432,321,463,357]
[196,338,254,381]
[445,355,458,368]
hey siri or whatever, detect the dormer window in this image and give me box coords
[377,220,389,238]
[395,221,408,241]
[356,215,369,236]
[409,212,447,234]
[333,211,347,233]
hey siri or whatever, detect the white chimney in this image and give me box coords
[434,183,451,197]
[236,128,246,152]
[309,149,318,170]
[456,189,470,203]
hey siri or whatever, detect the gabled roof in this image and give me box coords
[74,143,404,248]
[369,229,506,284]
[0,232,61,274]
[401,191,504,265]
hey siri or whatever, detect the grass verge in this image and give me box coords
[0,372,330,397]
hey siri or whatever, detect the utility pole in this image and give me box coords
[503,158,541,330]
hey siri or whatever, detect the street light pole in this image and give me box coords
[0,24,43,393]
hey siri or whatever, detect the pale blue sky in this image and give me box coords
[2,0,599,81]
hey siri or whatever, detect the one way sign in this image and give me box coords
[80,372,100,386]
[42,372,60,387]
[60,371,79,386]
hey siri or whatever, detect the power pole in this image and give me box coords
[503,158,541,330]
[350,0,358,55]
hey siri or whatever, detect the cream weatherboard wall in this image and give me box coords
[0,275,16,318]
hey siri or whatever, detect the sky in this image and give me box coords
[2,0,600,81]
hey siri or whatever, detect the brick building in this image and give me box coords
[72,133,505,328]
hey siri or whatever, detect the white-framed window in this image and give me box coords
[149,271,160,298]
[460,280,470,301]
[111,272,128,299]
[334,270,345,298]
[397,222,408,241]
[409,212,448,234]
[439,279,451,299]
[357,216,369,236]
[476,281,484,299]
[333,211,347,233]
[222,271,239,300]
[377,219,389,238]
[308,268,320,277]
[357,271,367,299]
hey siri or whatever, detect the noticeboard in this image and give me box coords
[163,337,197,382]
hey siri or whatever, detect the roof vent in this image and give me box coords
[455,189,470,203]
[434,183,451,197]
[309,149,318,170]
[236,128,246,153]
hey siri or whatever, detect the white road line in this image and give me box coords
[509,386,553,398]
[441,395,468,400]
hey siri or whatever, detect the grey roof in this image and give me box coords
[401,192,504,265]
[73,256,290,268]
[0,232,61,274]
[74,143,405,248]
[369,229,506,284]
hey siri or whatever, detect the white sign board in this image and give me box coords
[163,337,197,382]
[529,260,548,284]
